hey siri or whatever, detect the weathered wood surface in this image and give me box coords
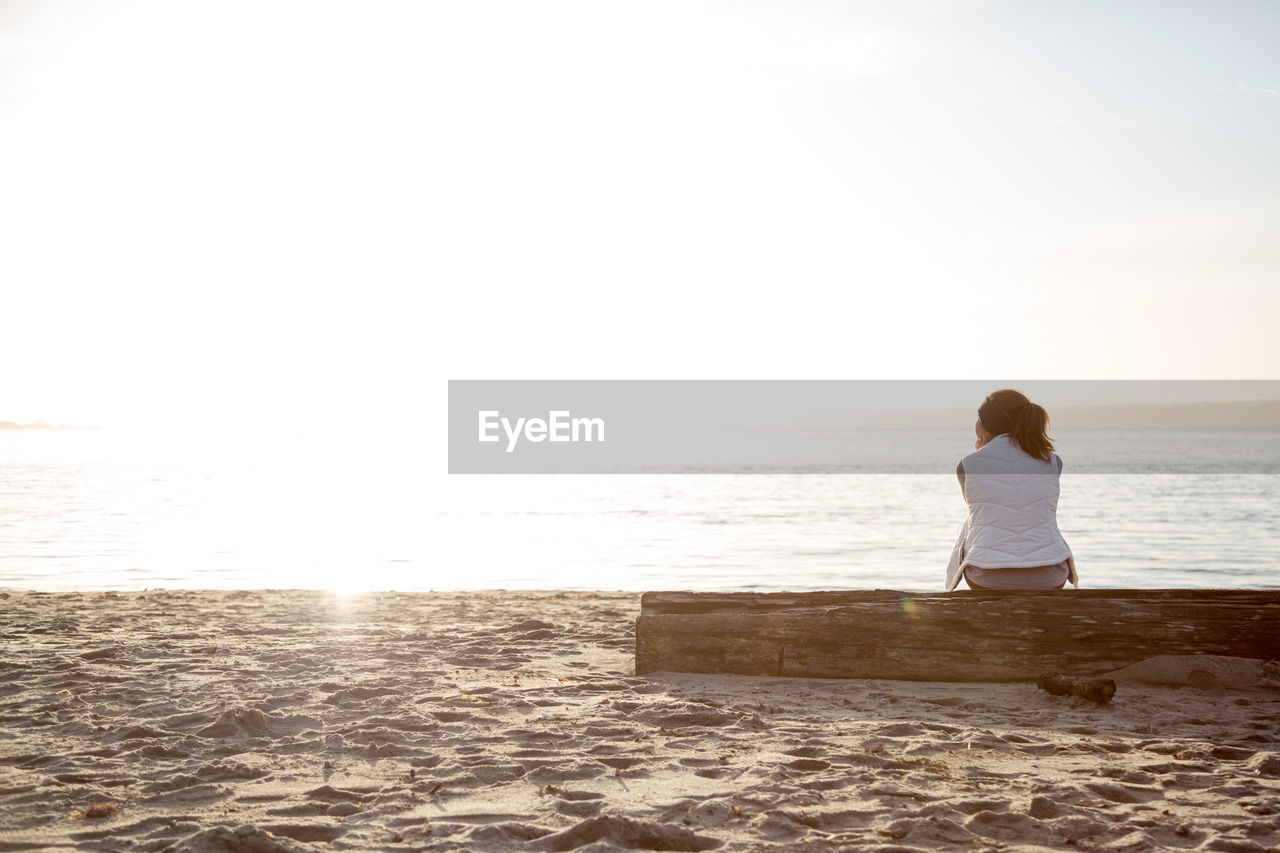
[1035,673,1117,704]
[635,589,1280,682]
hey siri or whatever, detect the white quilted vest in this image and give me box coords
[945,434,1077,591]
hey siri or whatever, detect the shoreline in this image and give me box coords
[1,589,1277,851]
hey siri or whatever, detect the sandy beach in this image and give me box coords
[1,589,1277,852]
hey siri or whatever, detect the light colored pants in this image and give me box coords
[963,560,1071,590]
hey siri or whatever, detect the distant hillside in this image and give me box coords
[0,421,90,430]
[1050,400,1280,429]
[771,400,1280,430]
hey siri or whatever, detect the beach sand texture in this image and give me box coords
[1,589,1278,852]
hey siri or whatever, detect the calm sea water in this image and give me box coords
[1,428,1277,592]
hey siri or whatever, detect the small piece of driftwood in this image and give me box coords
[635,589,1280,682]
[1035,673,1117,704]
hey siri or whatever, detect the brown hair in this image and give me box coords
[978,389,1054,462]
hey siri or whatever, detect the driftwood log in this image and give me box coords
[1035,673,1117,704]
[634,589,1280,682]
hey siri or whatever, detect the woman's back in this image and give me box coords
[958,434,1069,572]
[944,389,1077,591]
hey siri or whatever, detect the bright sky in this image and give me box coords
[2,1,1279,435]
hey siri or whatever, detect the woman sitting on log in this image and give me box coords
[945,389,1078,591]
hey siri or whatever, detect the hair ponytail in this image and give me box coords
[1012,403,1053,462]
[977,389,1055,462]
